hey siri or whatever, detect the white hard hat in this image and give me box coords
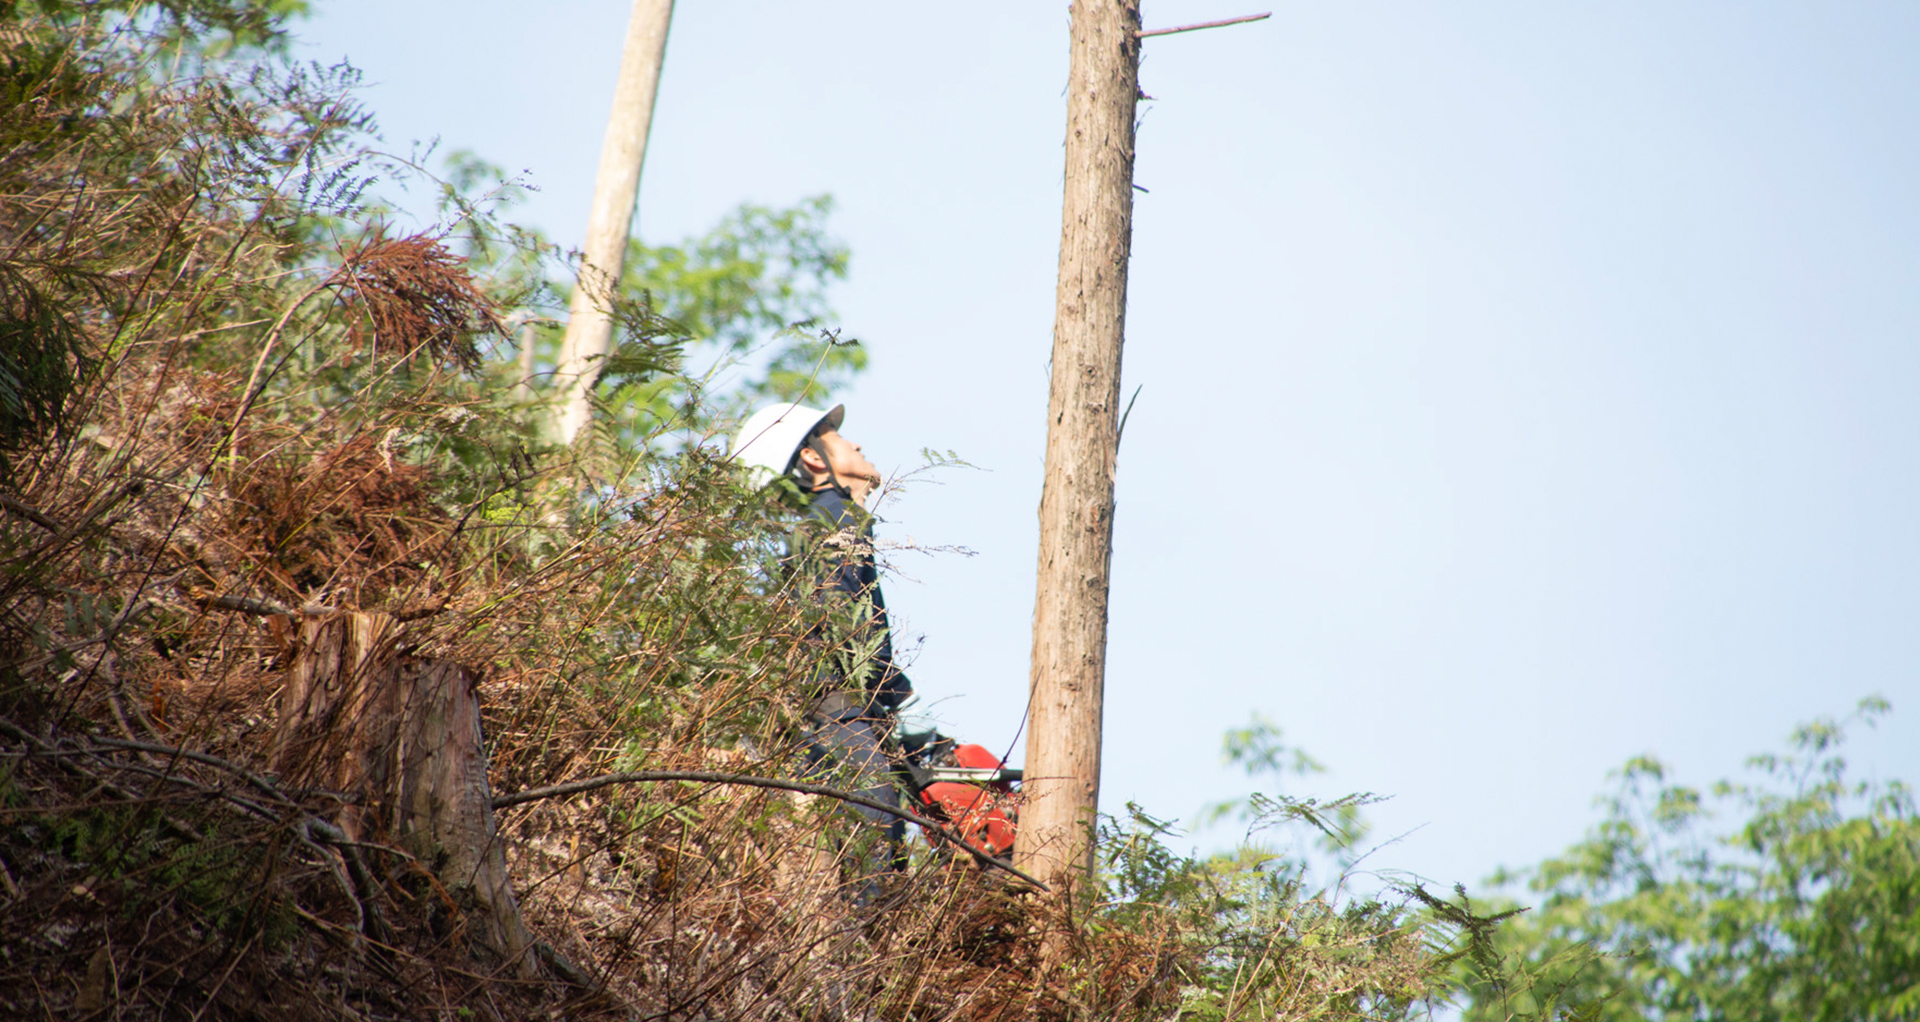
[731,402,844,487]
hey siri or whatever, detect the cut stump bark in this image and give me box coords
[273,612,534,974]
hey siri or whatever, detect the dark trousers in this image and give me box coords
[803,710,905,897]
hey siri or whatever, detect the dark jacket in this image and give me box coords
[794,486,912,717]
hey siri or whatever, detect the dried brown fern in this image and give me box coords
[332,231,498,372]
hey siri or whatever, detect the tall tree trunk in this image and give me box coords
[273,613,534,974]
[552,0,676,445]
[1014,0,1142,889]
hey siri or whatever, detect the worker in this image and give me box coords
[731,401,912,902]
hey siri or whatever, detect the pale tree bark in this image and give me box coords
[510,310,537,404]
[1013,0,1142,890]
[552,0,675,445]
[273,613,535,975]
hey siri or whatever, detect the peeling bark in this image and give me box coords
[274,612,534,973]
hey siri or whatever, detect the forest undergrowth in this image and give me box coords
[0,3,1555,1019]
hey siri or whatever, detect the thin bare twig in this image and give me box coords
[494,769,1050,892]
[1137,12,1271,38]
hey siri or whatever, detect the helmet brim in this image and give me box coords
[731,402,846,486]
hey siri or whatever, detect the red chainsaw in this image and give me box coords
[896,729,1022,862]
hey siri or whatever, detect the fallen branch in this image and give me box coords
[494,769,1051,892]
[0,493,58,532]
[3,726,382,848]
[0,717,205,843]
[195,592,446,621]
[86,735,300,806]
[16,731,401,953]
[199,592,324,616]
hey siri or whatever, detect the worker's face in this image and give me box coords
[802,428,881,494]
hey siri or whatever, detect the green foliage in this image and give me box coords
[0,264,87,475]
[1092,802,1435,1021]
[1087,722,1440,1020]
[1415,882,1605,1022]
[599,195,860,433]
[1085,716,1612,1021]
[626,197,840,339]
[1457,696,1920,1022]
[12,0,310,57]
[19,807,298,945]
[1199,713,1380,864]
[430,148,861,445]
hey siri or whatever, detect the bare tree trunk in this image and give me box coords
[274,613,534,974]
[1013,0,1142,890]
[510,310,538,404]
[552,0,676,445]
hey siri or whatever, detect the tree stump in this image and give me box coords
[273,612,533,972]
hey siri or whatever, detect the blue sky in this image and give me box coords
[296,1,1920,891]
